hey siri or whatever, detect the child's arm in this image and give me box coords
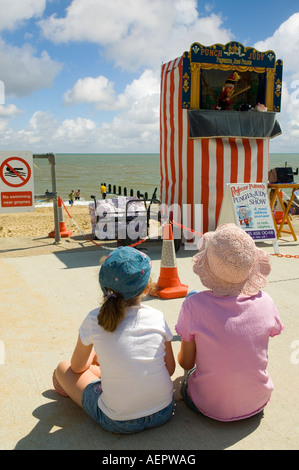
[177,339,196,370]
[165,341,176,376]
[71,334,97,374]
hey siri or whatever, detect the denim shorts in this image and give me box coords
[180,367,204,416]
[81,380,174,434]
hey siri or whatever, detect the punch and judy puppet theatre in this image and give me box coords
[160,41,283,236]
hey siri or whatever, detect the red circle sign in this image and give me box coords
[0,157,31,188]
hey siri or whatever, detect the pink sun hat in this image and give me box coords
[193,223,271,297]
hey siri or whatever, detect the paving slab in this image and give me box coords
[1,233,299,450]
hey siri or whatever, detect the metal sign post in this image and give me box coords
[33,153,61,244]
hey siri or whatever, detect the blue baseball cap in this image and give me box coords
[99,246,152,300]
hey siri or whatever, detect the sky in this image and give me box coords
[1,0,299,154]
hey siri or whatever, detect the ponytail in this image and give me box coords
[98,279,153,332]
[97,291,124,332]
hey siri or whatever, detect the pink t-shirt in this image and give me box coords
[175,290,283,421]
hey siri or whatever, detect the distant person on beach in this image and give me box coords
[176,223,283,422]
[75,189,81,200]
[100,183,107,199]
[52,246,175,433]
[69,190,75,206]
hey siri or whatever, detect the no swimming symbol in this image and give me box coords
[0,157,31,188]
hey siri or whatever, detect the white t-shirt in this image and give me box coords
[79,303,173,420]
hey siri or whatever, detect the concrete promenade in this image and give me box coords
[1,232,299,450]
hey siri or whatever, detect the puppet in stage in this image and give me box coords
[216,72,241,110]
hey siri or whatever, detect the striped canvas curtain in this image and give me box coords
[160,57,270,235]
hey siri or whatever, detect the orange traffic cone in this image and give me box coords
[274,191,285,224]
[48,197,73,238]
[153,223,188,299]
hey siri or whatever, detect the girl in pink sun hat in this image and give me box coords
[176,223,283,422]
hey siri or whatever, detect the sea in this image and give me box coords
[33,153,160,207]
[33,153,299,207]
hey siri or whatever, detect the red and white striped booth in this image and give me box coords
[160,43,282,236]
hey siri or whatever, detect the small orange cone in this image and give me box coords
[274,210,284,224]
[153,223,188,299]
[48,197,73,238]
[274,191,285,224]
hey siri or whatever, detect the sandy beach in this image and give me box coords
[0,205,92,239]
[1,203,299,240]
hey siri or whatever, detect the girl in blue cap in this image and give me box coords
[53,246,175,433]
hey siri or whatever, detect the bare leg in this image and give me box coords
[55,360,101,407]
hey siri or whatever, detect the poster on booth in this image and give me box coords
[218,182,279,252]
[0,151,34,213]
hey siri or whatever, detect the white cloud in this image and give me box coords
[0,39,62,97]
[40,0,232,71]
[6,111,99,151]
[118,69,159,104]
[63,68,160,114]
[0,0,46,32]
[0,0,234,152]
[0,99,160,153]
[0,66,161,152]
[254,13,299,79]
[270,81,299,152]
[98,73,160,150]
[64,75,116,108]
[55,117,98,147]
[17,111,58,145]
[0,1,60,100]
[35,0,232,151]
[3,1,299,153]
[254,13,299,151]
[0,104,23,117]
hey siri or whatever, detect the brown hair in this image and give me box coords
[97,279,156,333]
[97,292,137,332]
